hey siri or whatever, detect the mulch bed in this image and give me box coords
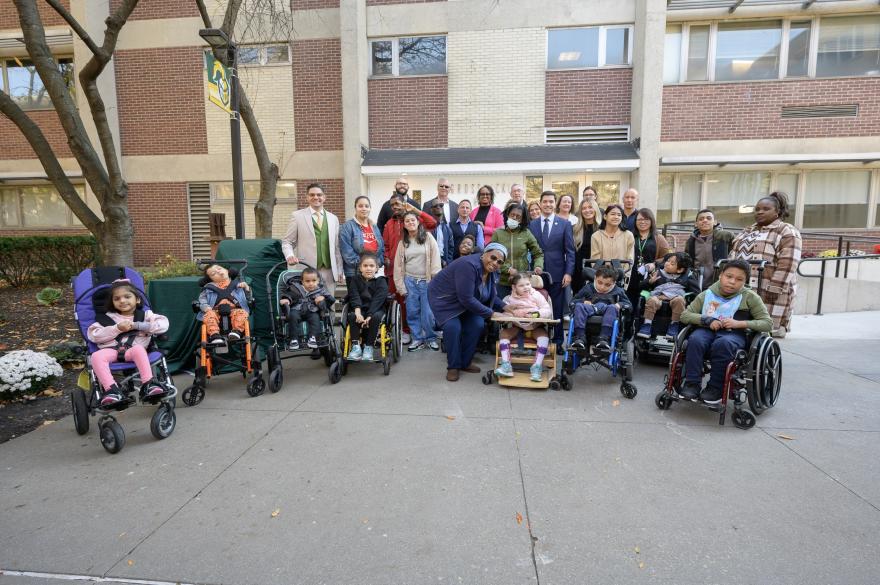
[0,285,82,444]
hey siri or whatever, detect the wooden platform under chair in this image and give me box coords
[491,316,560,390]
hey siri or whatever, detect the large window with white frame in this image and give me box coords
[370,36,447,77]
[237,44,290,66]
[547,25,634,70]
[663,14,880,84]
[0,57,75,110]
[0,184,84,228]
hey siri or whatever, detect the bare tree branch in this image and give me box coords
[195,0,212,28]
[44,0,102,57]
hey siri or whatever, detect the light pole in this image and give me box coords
[199,28,245,240]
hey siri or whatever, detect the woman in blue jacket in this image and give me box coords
[339,196,386,287]
[428,243,509,381]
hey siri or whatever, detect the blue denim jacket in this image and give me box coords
[339,219,385,277]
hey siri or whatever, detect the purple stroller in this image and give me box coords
[72,266,177,453]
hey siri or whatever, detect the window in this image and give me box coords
[237,44,290,66]
[657,174,673,226]
[706,172,770,228]
[0,57,74,110]
[678,175,703,222]
[664,25,682,84]
[803,170,870,229]
[525,176,544,202]
[212,181,296,202]
[686,25,710,81]
[786,21,811,78]
[370,36,446,77]
[0,185,83,228]
[775,174,799,213]
[547,26,634,70]
[817,15,880,78]
[715,21,781,82]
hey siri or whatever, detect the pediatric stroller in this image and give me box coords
[558,259,637,398]
[182,259,263,406]
[655,260,782,429]
[265,261,343,387]
[71,266,177,454]
[633,264,703,364]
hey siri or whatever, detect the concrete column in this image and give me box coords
[630,0,666,212]
[340,0,369,213]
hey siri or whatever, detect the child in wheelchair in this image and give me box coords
[569,264,632,353]
[198,263,251,344]
[346,253,389,362]
[678,259,772,404]
[494,273,553,382]
[637,252,700,340]
[279,266,334,351]
[87,279,169,406]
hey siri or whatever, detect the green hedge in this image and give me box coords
[0,236,98,287]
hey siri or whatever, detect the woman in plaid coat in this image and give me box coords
[730,192,802,338]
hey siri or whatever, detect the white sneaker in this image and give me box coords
[401,332,412,345]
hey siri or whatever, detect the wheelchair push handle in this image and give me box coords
[582,258,633,270]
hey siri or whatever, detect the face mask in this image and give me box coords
[506,218,520,230]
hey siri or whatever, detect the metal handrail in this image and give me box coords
[796,254,880,315]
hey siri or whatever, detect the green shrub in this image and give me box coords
[143,254,202,283]
[0,236,98,287]
[36,287,63,306]
[48,341,86,366]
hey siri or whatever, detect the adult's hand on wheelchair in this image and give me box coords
[286,255,300,266]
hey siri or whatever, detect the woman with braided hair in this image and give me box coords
[730,191,802,338]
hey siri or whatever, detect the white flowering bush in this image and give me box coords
[0,350,63,398]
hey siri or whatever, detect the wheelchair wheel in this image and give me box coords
[561,375,572,391]
[150,403,176,440]
[269,367,283,393]
[750,336,782,414]
[181,385,205,407]
[99,420,125,454]
[620,382,637,399]
[731,409,756,430]
[339,356,348,376]
[71,389,89,435]
[267,346,280,372]
[391,301,402,362]
[655,391,673,410]
[329,360,342,384]
[482,371,494,385]
[247,376,266,397]
[383,358,391,376]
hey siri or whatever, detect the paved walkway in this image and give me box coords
[2,313,879,585]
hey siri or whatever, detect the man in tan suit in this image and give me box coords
[281,183,344,295]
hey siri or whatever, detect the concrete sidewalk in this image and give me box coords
[2,314,880,585]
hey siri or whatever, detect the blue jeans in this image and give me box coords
[404,276,436,343]
[572,302,618,339]
[441,311,485,369]
[685,328,747,390]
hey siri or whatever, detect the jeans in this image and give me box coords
[572,302,618,339]
[685,328,747,390]
[441,311,485,369]
[404,276,436,343]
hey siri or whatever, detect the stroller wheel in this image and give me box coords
[99,420,125,454]
[269,367,283,393]
[561,376,573,391]
[655,391,673,410]
[150,404,176,440]
[329,361,342,384]
[71,389,89,435]
[620,382,638,400]
[182,385,205,407]
[549,379,561,391]
[247,376,266,397]
[732,410,756,430]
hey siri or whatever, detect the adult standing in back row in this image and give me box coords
[377,177,420,234]
[621,188,640,232]
[422,177,458,225]
[529,190,575,345]
[282,183,344,295]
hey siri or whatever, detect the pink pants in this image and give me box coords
[92,346,153,391]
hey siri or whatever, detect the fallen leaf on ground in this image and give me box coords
[271,508,281,518]
[445,415,456,420]
[638,561,645,569]
[777,434,795,441]
[127,560,134,566]
[634,546,640,554]
[516,512,523,525]
[612,400,620,407]
[41,389,62,397]
[41,420,54,426]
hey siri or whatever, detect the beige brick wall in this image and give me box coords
[447,28,545,147]
[205,63,296,159]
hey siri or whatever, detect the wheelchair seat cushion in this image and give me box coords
[108,351,164,371]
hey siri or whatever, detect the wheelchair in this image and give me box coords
[654,259,782,429]
[182,259,263,406]
[633,267,704,364]
[71,266,178,454]
[265,261,343,388]
[558,259,637,398]
[338,292,401,378]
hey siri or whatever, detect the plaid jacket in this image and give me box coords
[730,220,802,295]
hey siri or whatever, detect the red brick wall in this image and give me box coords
[368,76,447,149]
[128,182,191,265]
[292,39,343,151]
[662,78,880,141]
[292,0,339,9]
[0,0,68,29]
[0,109,72,159]
[109,0,198,20]
[801,231,880,256]
[115,47,208,156]
[367,0,446,5]
[545,68,632,128]
[296,178,345,219]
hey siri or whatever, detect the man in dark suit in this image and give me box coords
[377,177,419,234]
[421,177,458,225]
[529,190,575,345]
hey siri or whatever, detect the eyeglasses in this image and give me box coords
[486,254,504,264]
[431,204,444,208]
[479,192,491,197]
[636,217,651,223]
[438,185,450,189]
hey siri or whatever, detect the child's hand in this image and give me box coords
[238,282,250,291]
[315,295,325,304]
[583,300,592,305]
[280,299,290,305]
[354,308,364,323]
[720,317,746,330]
[614,303,621,310]
[649,273,660,283]
[362,316,371,326]
[709,320,723,331]
[117,320,134,332]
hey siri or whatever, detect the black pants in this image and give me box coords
[347,310,384,345]
[287,308,321,339]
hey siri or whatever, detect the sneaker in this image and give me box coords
[594,337,611,353]
[529,363,543,382]
[347,344,362,361]
[209,334,225,345]
[637,323,652,339]
[362,346,374,361]
[140,381,166,399]
[494,361,514,378]
[666,322,680,339]
[427,339,440,351]
[570,337,586,350]
[307,336,318,349]
[700,385,723,405]
[679,380,702,400]
[287,339,300,351]
[100,390,123,407]
[401,332,412,345]
[408,341,425,352]
[228,330,242,342]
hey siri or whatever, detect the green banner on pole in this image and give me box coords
[204,52,232,114]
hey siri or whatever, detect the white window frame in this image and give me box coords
[0,56,75,110]
[0,183,84,228]
[237,44,290,67]
[546,25,635,71]
[369,36,448,78]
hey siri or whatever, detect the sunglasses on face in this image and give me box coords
[487,254,503,264]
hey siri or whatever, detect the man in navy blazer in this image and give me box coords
[529,190,576,344]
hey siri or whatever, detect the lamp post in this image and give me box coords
[199,28,245,240]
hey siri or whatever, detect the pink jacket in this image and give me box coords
[87,311,169,350]
[470,205,504,238]
[502,288,552,330]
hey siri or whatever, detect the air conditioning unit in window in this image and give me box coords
[544,125,630,144]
